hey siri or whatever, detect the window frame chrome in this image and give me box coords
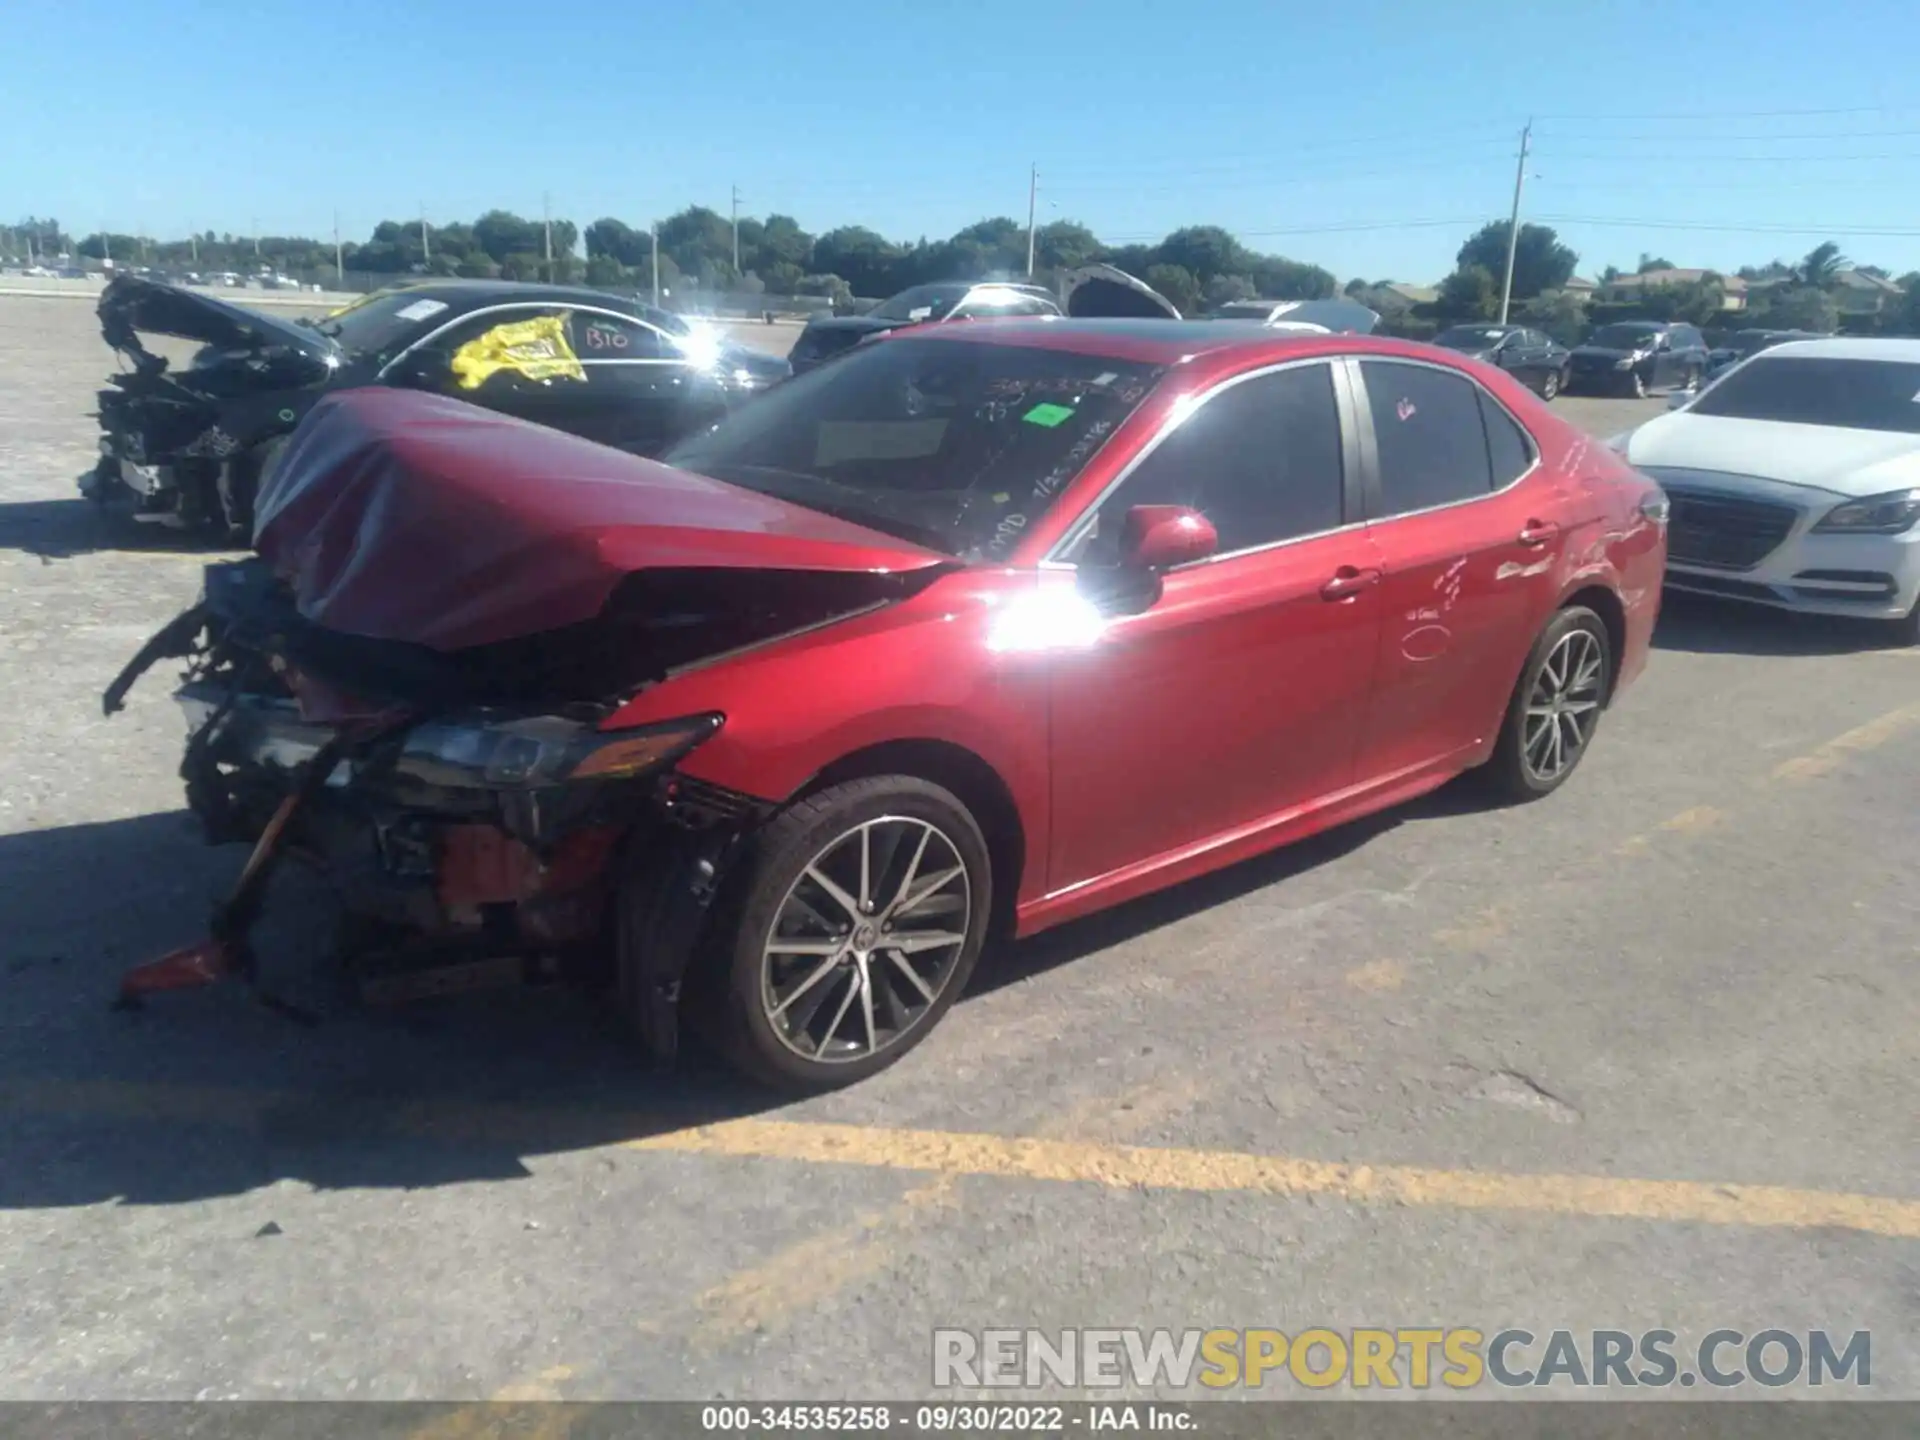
[1042,354,1369,571]
[1343,354,1542,527]
[376,301,691,382]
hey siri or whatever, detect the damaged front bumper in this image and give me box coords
[108,596,758,1061]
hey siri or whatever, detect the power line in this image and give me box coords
[1534,104,1911,121]
[1535,213,1920,237]
[1537,126,1920,143]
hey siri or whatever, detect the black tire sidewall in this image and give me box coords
[1489,606,1613,802]
[714,776,993,1091]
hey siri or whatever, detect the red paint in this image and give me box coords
[278,331,1662,943]
[254,388,946,652]
[606,331,1662,936]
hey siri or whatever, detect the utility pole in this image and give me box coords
[730,185,741,275]
[420,204,430,264]
[1025,164,1038,278]
[190,232,198,265]
[252,217,261,261]
[1497,119,1532,325]
[651,221,661,306]
[543,191,553,281]
[333,210,344,286]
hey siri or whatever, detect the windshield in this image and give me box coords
[869,285,970,323]
[1435,326,1509,350]
[307,287,454,362]
[1589,324,1659,351]
[1686,356,1920,434]
[663,337,1165,560]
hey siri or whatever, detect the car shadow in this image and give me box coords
[0,787,1441,1210]
[1653,591,1905,656]
[0,498,230,561]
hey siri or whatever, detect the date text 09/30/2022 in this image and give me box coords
[701,1403,1195,1432]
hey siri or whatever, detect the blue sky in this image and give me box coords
[7,0,1920,283]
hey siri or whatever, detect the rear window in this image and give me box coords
[664,338,1165,560]
[1687,356,1920,433]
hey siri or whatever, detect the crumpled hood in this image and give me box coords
[1623,412,1920,498]
[253,388,948,651]
[98,274,336,369]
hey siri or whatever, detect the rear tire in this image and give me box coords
[705,776,992,1092]
[1483,606,1613,803]
[1682,364,1702,393]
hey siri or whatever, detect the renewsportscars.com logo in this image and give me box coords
[932,1328,1872,1391]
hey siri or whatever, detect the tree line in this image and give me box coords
[1412,226,1920,342]
[8,208,1341,307]
[9,209,1916,336]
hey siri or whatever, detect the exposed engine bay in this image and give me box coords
[84,275,338,535]
[102,387,955,1056]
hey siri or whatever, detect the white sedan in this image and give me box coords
[1609,337,1920,642]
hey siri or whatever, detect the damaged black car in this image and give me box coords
[83,276,791,538]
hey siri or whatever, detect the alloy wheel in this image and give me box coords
[1540,371,1560,400]
[1522,629,1605,784]
[759,816,972,1064]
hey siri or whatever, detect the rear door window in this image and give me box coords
[1360,360,1495,515]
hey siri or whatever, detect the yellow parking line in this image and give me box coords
[1770,700,1920,782]
[627,1118,1920,1240]
[15,1077,1913,1238]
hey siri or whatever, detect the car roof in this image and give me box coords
[373,278,649,313]
[1756,336,1920,362]
[873,317,1434,365]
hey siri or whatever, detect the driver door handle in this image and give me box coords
[1321,565,1383,602]
[1517,518,1561,548]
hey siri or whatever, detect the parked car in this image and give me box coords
[787,280,1062,373]
[1610,337,1920,642]
[1430,324,1572,400]
[1704,327,1826,381]
[1566,321,1710,397]
[1206,298,1383,333]
[82,275,792,536]
[107,319,1665,1089]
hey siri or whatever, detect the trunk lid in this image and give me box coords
[253,387,949,653]
[1061,264,1183,319]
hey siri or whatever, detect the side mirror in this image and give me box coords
[1119,505,1219,570]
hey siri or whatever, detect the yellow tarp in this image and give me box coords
[449,312,586,390]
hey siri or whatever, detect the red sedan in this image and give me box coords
[110,320,1667,1090]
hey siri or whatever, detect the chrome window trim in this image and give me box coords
[1042,355,1360,569]
[1345,354,1542,526]
[377,302,687,380]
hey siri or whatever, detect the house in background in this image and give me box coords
[1830,268,1906,315]
[1557,276,1598,299]
[1597,269,1748,311]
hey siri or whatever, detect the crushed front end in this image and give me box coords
[84,275,336,534]
[107,558,762,1057]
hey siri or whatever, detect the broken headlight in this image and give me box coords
[395,712,724,790]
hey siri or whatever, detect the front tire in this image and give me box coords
[706,776,992,1091]
[1484,606,1613,802]
[1629,369,1648,399]
[1538,369,1560,401]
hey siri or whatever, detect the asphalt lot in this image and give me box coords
[1,293,1916,1405]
